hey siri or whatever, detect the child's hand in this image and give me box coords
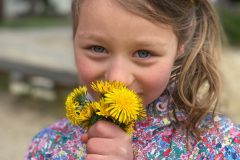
[81,120,133,160]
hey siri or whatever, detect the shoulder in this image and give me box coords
[25,118,86,160]
[200,113,240,139]
[191,114,240,159]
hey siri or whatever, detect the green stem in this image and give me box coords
[89,113,104,127]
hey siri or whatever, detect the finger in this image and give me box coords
[87,137,125,155]
[86,154,119,160]
[86,137,132,157]
[85,154,105,160]
[80,133,89,143]
[87,120,125,139]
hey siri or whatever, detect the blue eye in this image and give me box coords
[91,45,106,53]
[136,50,151,58]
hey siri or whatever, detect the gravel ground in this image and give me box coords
[219,47,240,123]
[0,91,65,160]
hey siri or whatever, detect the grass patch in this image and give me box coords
[0,73,9,90]
[217,7,240,46]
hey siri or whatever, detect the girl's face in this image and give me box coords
[74,0,179,106]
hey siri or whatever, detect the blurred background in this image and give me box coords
[0,0,239,159]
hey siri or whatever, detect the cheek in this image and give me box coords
[141,64,173,105]
[75,54,96,85]
[75,53,106,100]
[147,68,171,91]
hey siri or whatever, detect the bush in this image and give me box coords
[0,16,71,28]
[217,6,240,46]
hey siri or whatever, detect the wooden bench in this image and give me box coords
[0,27,79,100]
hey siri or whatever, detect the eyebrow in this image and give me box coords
[135,38,167,48]
[77,32,106,42]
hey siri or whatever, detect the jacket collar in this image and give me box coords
[136,84,188,130]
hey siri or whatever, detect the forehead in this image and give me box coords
[76,0,177,45]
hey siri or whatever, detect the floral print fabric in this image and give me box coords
[25,91,240,160]
[132,96,240,160]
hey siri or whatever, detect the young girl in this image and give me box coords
[26,0,240,159]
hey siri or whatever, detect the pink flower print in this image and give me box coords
[68,155,75,160]
[233,134,240,143]
[67,140,73,146]
[214,153,224,160]
[162,129,172,136]
[180,154,189,160]
[55,135,60,143]
[202,137,208,143]
[146,134,152,141]
[230,128,240,137]
[72,148,78,154]
[163,148,172,157]
[162,136,171,143]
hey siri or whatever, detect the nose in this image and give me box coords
[104,57,134,86]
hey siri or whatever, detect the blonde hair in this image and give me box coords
[71,0,222,138]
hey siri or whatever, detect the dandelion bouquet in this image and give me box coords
[65,81,146,135]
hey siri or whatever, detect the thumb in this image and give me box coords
[81,133,89,143]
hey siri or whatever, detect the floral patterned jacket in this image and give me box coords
[25,93,240,160]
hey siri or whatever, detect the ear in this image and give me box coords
[176,44,185,59]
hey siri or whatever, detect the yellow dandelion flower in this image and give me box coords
[123,122,135,135]
[65,81,146,135]
[65,86,88,108]
[104,88,145,124]
[95,99,110,117]
[65,103,81,125]
[65,86,88,125]
[91,80,126,94]
[138,106,147,120]
[78,103,95,129]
